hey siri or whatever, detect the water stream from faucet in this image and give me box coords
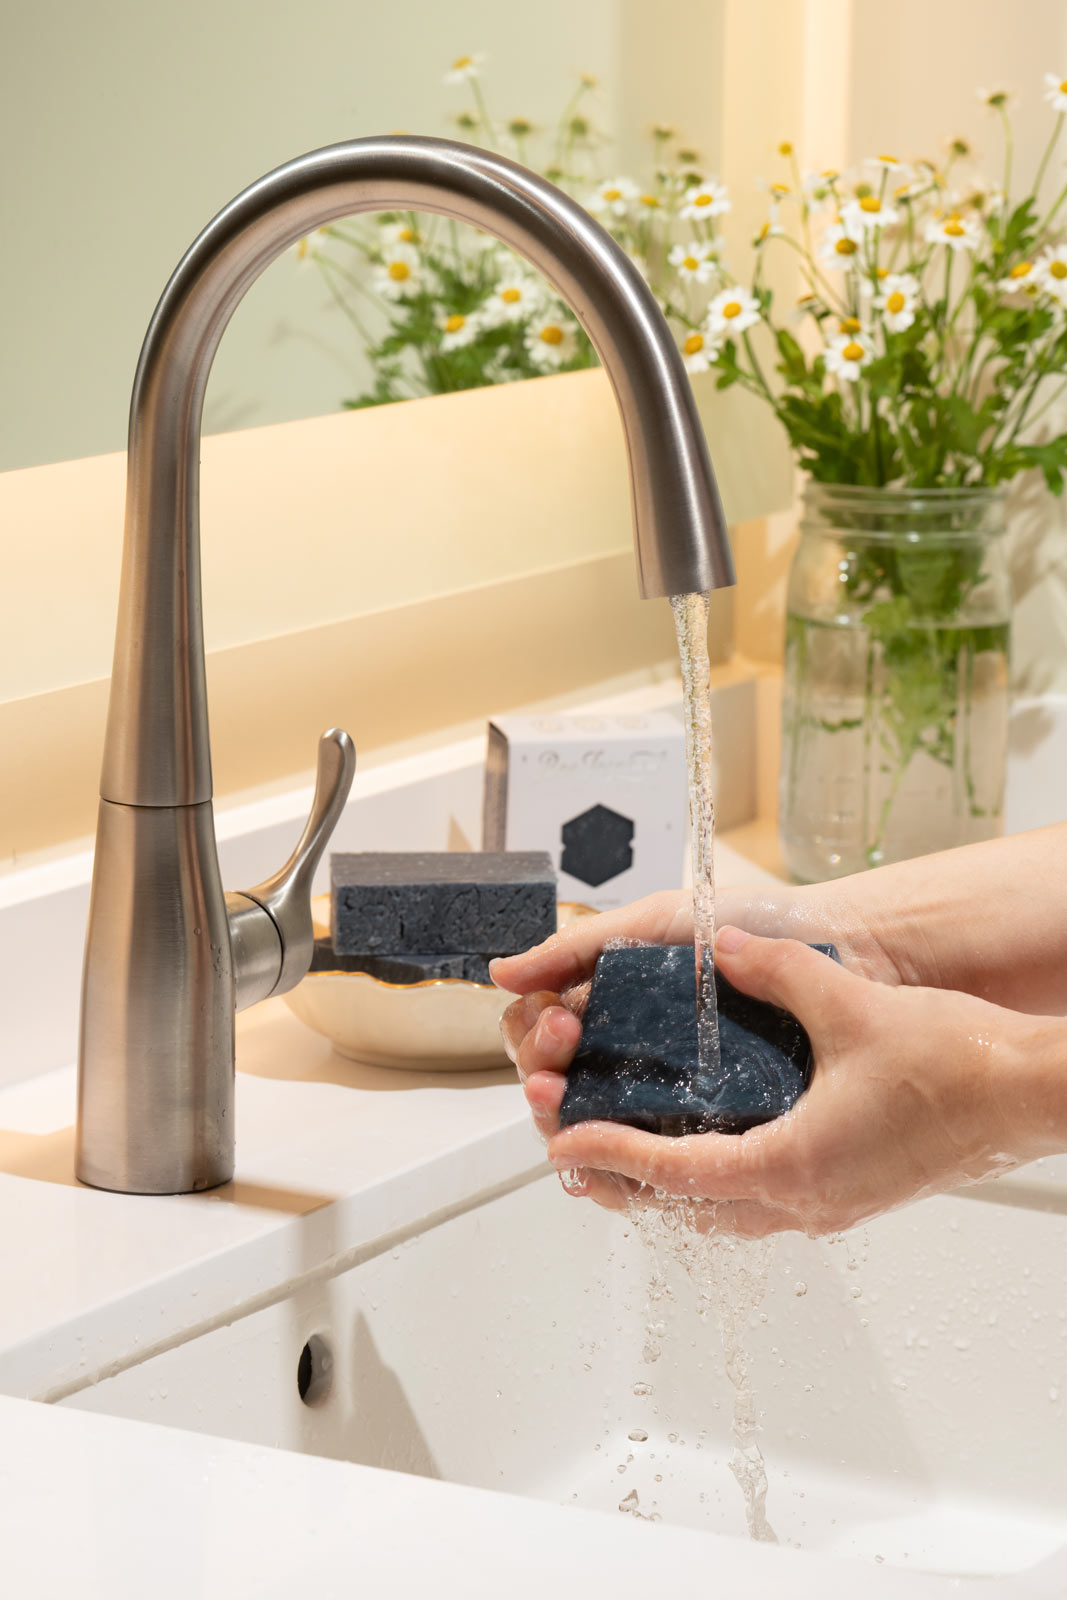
[670,591,721,1080]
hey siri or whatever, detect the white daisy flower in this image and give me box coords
[679,179,730,221]
[525,315,578,369]
[866,154,911,175]
[998,260,1037,295]
[824,331,874,382]
[1044,73,1067,113]
[681,330,720,374]
[804,168,841,201]
[482,276,544,326]
[587,177,640,217]
[873,272,920,333]
[1034,246,1067,303]
[292,228,330,265]
[705,286,761,339]
[438,311,479,351]
[924,212,981,251]
[841,194,900,234]
[444,52,485,85]
[668,241,719,285]
[818,222,862,269]
[977,86,1013,111]
[379,220,420,247]
[374,243,421,300]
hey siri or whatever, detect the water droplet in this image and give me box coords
[628,1428,648,1442]
[632,1381,653,1397]
[794,1281,807,1297]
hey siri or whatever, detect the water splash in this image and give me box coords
[629,1193,778,1543]
[670,590,721,1080]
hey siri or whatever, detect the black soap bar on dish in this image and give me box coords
[558,942,840,1137]
[309,939,494,986]
[330,851,556,957]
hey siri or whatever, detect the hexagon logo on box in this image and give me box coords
[560,804,635,888]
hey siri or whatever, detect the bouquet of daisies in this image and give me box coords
[296,57,1067,501]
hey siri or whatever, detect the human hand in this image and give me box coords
[494,922,1067,1237]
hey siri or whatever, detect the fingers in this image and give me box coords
[499,991,561,1069]
[490,891,693,997]
[714,926,867,1053]
[545,1119,766,1202]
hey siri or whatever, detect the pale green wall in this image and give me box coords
[2,0,624,470]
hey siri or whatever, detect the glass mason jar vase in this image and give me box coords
[779,483,1011,883]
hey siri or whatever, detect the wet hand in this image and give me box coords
[496,924,1067,1237]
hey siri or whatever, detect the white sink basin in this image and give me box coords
[63,1170,1067,1583]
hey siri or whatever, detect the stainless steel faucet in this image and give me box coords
[76,136,735,1195]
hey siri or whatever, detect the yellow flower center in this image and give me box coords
[602,187,622,202]
[388,260,411,280]
[682,255,700,271]
[452,54,472,69]
[859,195,882,213]
[1051,260,1067,279]
[842,341,865,361]
[834,237,858,255]
[694,193,713,207]
[840,317,861,333]
[444,314,465,332]
[1060,80,1067,93]
[878,153,898,164]
[778,142,794,156]
[399,226,416,242]
[540,324,564,345]
[639,193,659,207]
[944,220,966,237]
[722,300,743,319]
[684,333,705,355]
[822,169,840,181]
[876,266,889,278]
[771,183,790,197]
[893,184,911,197]
[1010,261,1033,278]
[501,287,522,303]
[886,291,906,313]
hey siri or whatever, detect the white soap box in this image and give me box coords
[482,710,687,911]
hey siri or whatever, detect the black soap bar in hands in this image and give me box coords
[330,851,556,957]
[558,942,839,1137]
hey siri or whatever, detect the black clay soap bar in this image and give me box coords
[330,851,556,957]
[310,939,493,986]
[558,942,839,1137]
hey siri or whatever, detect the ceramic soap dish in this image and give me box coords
[283,896,596,1071]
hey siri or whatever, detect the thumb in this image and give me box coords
[714,926,864,1046]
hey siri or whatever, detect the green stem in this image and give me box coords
[999,106,1014,203]
[470,78,497,149]
[1034,113,1064,198]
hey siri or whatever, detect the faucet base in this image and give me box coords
[77,799,236,1195]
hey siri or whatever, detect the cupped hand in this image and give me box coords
[494,918,1062,1237]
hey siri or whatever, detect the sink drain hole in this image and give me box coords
[297,1333,333,1406]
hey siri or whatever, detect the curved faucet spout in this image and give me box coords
[103,134,732,809]
[79,135,734,1195]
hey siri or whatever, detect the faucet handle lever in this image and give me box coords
[240,728,357,997]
